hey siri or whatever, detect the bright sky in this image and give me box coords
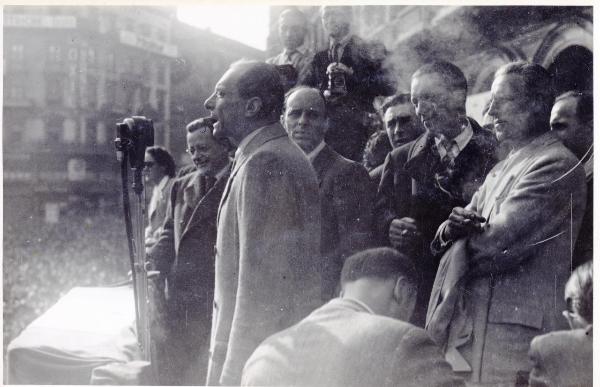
[177,5,270,51]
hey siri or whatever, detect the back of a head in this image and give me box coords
[566,260,593,325]
[230,60,285,121]
[495,61,554,135]
[341,247,417,288]
[555,90,593,125]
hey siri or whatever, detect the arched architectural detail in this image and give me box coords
[471,44,525,94]
[533,17,592,67]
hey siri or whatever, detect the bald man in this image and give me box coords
[283,85,373,300]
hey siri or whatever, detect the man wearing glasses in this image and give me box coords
[146,117,231,385]
[374,61,497,327]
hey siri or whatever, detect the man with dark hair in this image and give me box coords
[144,146,176,248]
[145,118,230,385]
[381,93,423,149]
[283,85,373,300]
[427,62,587,385]
[204,60,322,386]
[528,260,593,387]
[374,60,497,327]
[550,90,593,266]
[266,8,312,86]
[241,247,464,387]
[300,5,396,162]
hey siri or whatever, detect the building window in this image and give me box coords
[156,89,166,117]
[62,118,77,143]
[106,52,116,73]
[46,76,64,104]
[46,115,64,143]
[10,44,25,63]
[96,121,107,145]
[5,77,26,101]
[88,48,96,67]
[87,75,97,109]
[47,45,62,63]
[24,118,46,143]
[106,80,117,104]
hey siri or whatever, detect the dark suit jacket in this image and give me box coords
[312,145,374,300]
[241,298,464,387]
[208,122,322,386]
[300,35,395,113]
[148,168,229,321]
[374,119,497,325]
[528,326,593,387]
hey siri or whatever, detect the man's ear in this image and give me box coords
[245,97,263,118]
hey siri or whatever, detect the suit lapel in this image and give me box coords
[311,145,335,187]
[404,132,438,180]
[182,170,230,240]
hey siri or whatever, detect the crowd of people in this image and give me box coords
[79,5,594,387]
[3,211,130,358]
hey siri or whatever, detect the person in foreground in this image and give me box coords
[528,260,593,387]
[241,247,465,387]
[426,62,587,385]
[204,60,322,386]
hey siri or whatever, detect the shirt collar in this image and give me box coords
[154,175,169,193]
[433,118,473,160]
[343,297,375,314]
[329,33,352,50]
[307,141,326,162]
[214,161,231,181]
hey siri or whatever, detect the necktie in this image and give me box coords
[330,43,341,62]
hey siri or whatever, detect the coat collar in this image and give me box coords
[182,165,231,238]
[231,122,288,179]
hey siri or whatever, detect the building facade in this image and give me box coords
[3,6,263,222]
[267,5,592,121]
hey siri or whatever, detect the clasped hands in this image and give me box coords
[326,62,354,76]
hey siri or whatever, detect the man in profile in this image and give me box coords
[427,62,586,384]
[283,85,373,300]
[204,60,322,386]
[242,247,464,387]
[146,118,231,385]
[550,90,593,266]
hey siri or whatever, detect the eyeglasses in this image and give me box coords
[186,145,208,155]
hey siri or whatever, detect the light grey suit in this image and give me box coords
[242,298,464,387]
[427,132,587,384]
[207,122,322,386]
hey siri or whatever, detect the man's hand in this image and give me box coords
[326,62,354,76]
[443,207,486,241]
[389,217,421,252]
